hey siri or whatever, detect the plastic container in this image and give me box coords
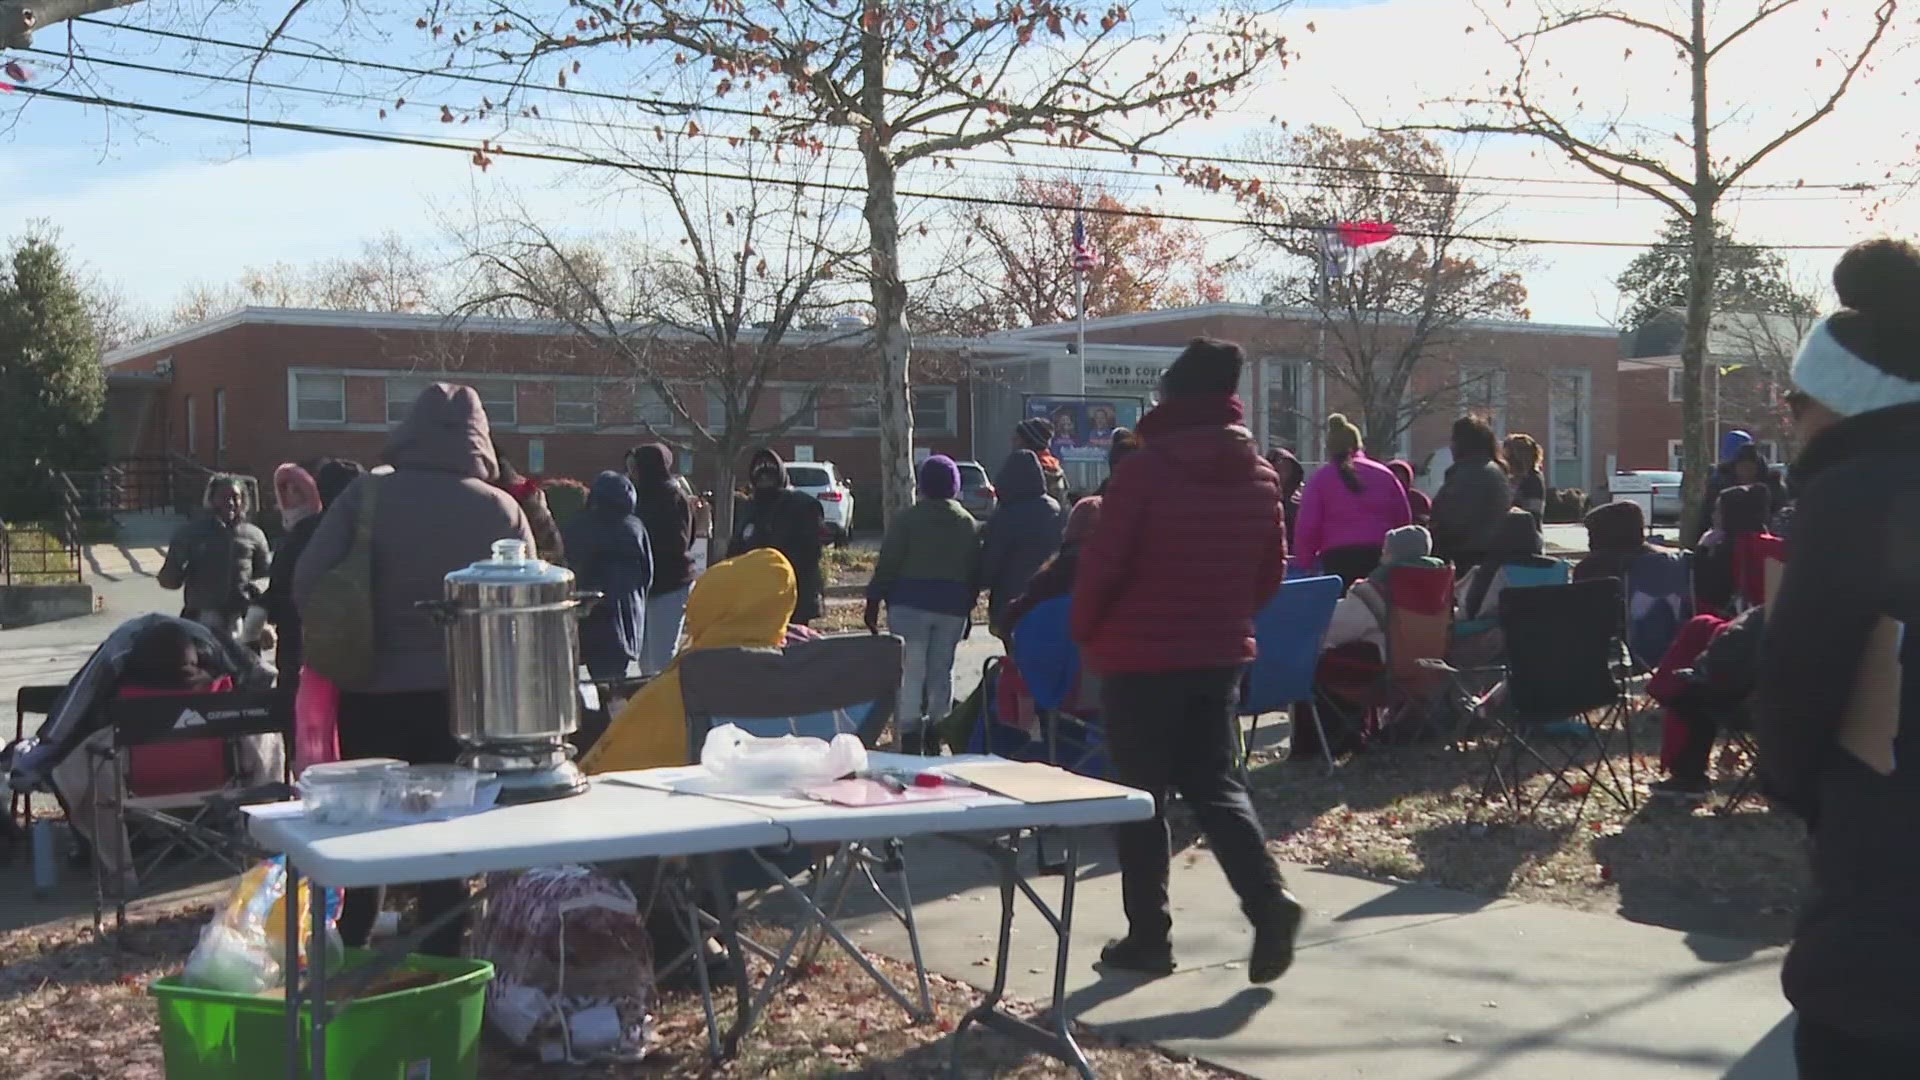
[298,759,403,826]
[382,764,492,817]
[152,950,493,1080]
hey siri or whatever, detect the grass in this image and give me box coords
[1238,716,1809,943]
[2,525,79,585]
[0,896,1232,1080]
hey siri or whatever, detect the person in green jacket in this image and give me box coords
[865,455,981,753]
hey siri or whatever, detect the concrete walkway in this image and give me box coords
[843,838,1793,1079]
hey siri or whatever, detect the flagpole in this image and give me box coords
[1316,223,1331,461]
[1075,200,1089,400]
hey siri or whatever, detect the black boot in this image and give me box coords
[1248,890,1304,984]
[1098,935,1175,976]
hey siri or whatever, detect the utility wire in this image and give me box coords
[8,80,1861,253]
[63,15,1893,197]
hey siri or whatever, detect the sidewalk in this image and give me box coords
[842,838,1792,1080]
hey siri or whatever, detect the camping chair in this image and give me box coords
[1732,534,1787,614]
[11,685,63,832]
[1009,598,1109,779]
[1315,563,1456,752]
[1623,548,1694,675]
[1242,575,1342,774]
[1475,579,1636,822]
[89,688,293,932]
[1452,561,1571,641]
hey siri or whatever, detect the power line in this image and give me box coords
[37,45,1875,208]
[7,81,1861,252]
[65,15,1894,198]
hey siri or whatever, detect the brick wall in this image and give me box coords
[1616,361,1792,472]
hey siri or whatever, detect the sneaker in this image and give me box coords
[1249,891,1305,984]
[1649,777,1711,802]
[1098,935,1175,976]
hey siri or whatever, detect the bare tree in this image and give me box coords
[453,136,867,543]
[1,0,137,49]
[1401,0,1898,539]
[1195,126,1528,455]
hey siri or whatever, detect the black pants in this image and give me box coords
[1795,1015,1920,1079]
[1102,666,1287,944]
[1320,545,1381,590]
[334,689,468,956]
[1669,700,1718,782]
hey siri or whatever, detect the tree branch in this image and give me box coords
[2,0,138,48]
[1722,0,1896,189]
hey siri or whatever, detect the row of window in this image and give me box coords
[291,373,955,434]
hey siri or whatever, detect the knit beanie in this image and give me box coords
[917,454,961,500]
[314,459,366,508]
[1015,417,1055,453]
[1791,238,1920,417]
[1159,337,1245,398]
[1325,413,1363,457]
[1718,429,1754,465]
[1382,524,1432,563]
[1584,499,1646,555]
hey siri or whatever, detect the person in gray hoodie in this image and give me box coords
[978,449,1064,634]
[293,382,533,955]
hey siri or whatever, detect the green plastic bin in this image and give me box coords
[151,950,493,1080]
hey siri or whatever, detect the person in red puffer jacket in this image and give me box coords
[1070,336,1301,984]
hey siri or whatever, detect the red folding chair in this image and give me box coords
[1315,564,1456,749]
[1731,534,1786,613]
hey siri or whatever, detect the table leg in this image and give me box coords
[947,833,1095,1080]
[308,872,328,1080]
[680,871,724,1064]
[283,859,301,1080]
[698,856,752,1056]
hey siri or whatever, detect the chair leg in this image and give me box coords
[1311,696,1338,776]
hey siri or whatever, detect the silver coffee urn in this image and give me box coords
[424,538,598,803]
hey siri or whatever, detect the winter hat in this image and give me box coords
[1159,337,1246,398]
[1015,418,1055,453]
[314,459,366,508]
[1325,413,1363,458]
[917,454,961,500]
[1107,427,1141,471]
[1269,447,1306,496]
[1487,507,1545,563]
[1791,238,1920,417]
[1062,496,1105,548]
[273,463,321,528]
[1382,524,1433,564]
[1718,429,1754,465]
[1584,500,1647,555]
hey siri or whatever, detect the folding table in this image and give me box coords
[246,756,1153,1080]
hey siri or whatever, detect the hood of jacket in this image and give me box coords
[1486,507,1545,563]
[590,470,638,515]
[383,383,498,480]
[995,450,1047,500]
[747,446,788,489]
[1135,393,1265,482]
[630,443,675,489]
[686,547,796,651]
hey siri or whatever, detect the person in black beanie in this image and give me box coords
[1757,237,1920,1078]
[1011,416,1071,506]
[1072,336,1301,983]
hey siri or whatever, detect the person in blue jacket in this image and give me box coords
[565,471,654,683]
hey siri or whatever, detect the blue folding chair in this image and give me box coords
[1624,548,1693,673]
[1008,598,1111,780]
[1242,575,1343,772]
[1452,560,1572,640]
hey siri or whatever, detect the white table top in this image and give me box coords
[248,756,1154,888]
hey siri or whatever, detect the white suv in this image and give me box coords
[785,461,854,543]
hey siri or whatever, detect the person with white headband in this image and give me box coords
[1757,237,1920,1078]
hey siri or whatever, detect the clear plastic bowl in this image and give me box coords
[299,759,404,826]
[382,764,491,817]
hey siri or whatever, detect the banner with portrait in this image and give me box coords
[1023,396,1146,463]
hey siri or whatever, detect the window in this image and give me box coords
[1265,359,1307,451]
[1458,366,1507,436]
[705,391,728,433]
[1667,439,1685,471]
[184,395,196,456]
[554,382,597,428]
[634,384,675,429]
[912,388,954,435]
[385,377,430,424]
[846,393,880,432]
[1668,367,1687,403]
[786,464,832,488]
[214,389,227,457]
[293,373,345,425]
[784,388,818,431]
[471,379,517,428]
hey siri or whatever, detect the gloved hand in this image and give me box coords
[863,598,881,636]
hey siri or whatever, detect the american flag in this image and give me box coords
[1070,207,1099,273]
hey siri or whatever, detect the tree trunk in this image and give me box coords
[1363,397,1400,461]
[1678,0,1719,544]
[710,441,738,566]
[860,26,915,531]
[1,0,137,48]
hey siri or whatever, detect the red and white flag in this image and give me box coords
[1321,220,1398,278]
[1070,207,1099,273]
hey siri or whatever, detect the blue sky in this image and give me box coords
[2,0,1907,329]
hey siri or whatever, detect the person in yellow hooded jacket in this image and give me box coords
[581,546,797,773]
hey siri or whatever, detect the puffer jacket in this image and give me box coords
[1757,401,1920,1043]
[294,383,534,693]
[728,447,826,623]
[629,443,695,596]
[1429,450,1513,563]
[1071,394,1286,674]
[564,471,653,666]
[978,451,1064,629]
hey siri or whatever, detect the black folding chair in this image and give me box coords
[1476,579,1637,822]
[11,685,63,832]
[88,689,293,932]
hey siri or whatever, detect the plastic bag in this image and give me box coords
[293,666,341,773]
[700,723,867,790]
[472,865,655,1063]
[182,857,342,992]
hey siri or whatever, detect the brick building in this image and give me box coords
[101,308,975,525]
[1614,310,1803,472]
[973,304,1622,495]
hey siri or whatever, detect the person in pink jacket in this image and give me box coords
[1291,413,1413,584]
